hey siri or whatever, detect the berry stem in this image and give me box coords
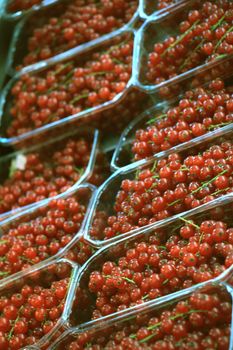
[179,217,200,230]
[162,20,200,57]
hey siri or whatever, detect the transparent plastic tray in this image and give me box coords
[51,280,233,349]
[84,124,233,247]
[7,0,139,75]
[133,0,233,94]
[1,0,62,21]
[139,0,188,20]
[0,29,149,148]
[50,193,233,335]
[0,183,96,284]
[111,75,233,171]
[0,128,99,220]
[0,258,79,349]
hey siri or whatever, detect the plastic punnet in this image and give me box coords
[0,29,147,147]
[0,128,100,220]
[139,0,188,20]
[111,76,233,171]
[7,0,139,75]
[133,0,233,94]
[84,124,233,247]
[2,0,62,21]
[57,193,233,330]
[0,258,79,349]
[0,183,96,284]
[51,280,233,349]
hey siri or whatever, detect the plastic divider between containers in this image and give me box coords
[48,192,233,349]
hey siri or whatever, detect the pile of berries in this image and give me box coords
[66,287,231,349]
[8,35,133,137]
[146,0,233,85]
[0,136,93,215]
[90,140,233,240]
[20,0,137,67]
[0,263,71,349]
[0,194,94,279]
[7,0,42,13]
[88,214,233,317]
[132,79,233,161]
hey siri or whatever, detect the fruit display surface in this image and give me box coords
[0,0,233,349]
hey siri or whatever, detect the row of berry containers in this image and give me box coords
[1,188,233,349]
[0,116,233,347]
[1,0,233,149]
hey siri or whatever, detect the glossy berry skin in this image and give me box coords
[8,36,133,138]
[146,0,233,86]
[0,196,94,279]
[64,288,231,350]
[0,264,71,350]
[91,140,233,240]
[18,0,137,67]
[87,212,233,318]
[132,79,233,161]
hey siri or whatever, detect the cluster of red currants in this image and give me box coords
[8,36,133,137]
[132,79,233,161]
[21,0,137,67]
[0,195,94,279]
[0,263,71,350]
[146,0,233,85]
[88,215,233,317]
[66,287,231,349]
[0,137,92,214]
[91,140,233,240]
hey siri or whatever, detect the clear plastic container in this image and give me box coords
[51,280,233,349]
[111,75,233,171]
[1,0,62,21]
[52,193,233,333]
[0,29,150,148]
[84,124,233,247]
[0,258,79,349]
[133,0,233,94]
[0,183,96,284]
[0,128,100,220]
[139,0,189,20]
[7,0,139,75]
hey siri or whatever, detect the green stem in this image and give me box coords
[179,217,200,230]
[162,20,200,57]
[70,93,89,105]
[146,114,167,125]
[54,61,74,76]
[207,122,232,130]
[211,15,226,31]
[214,25,233,52]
